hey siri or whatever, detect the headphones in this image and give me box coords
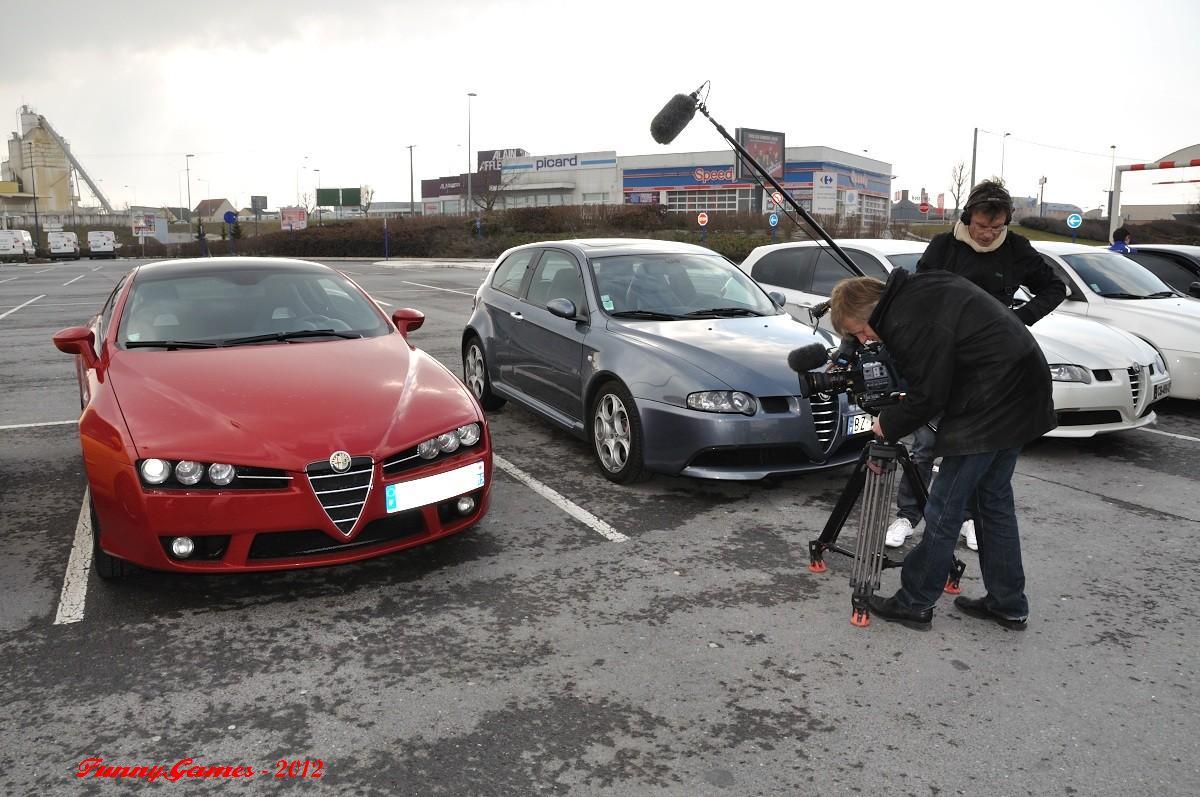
[960,183,1014,225]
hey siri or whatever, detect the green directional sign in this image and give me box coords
[316,187,341,207]
[341,187,361,207]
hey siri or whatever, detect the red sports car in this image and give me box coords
[53,257,491,578]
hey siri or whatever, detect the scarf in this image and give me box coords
[953,220,1006,253]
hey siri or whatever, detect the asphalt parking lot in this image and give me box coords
[2,256,1199,796]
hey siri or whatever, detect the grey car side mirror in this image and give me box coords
[1189,282,1200,299]
[546,298,580,320]
[768,291,787,308]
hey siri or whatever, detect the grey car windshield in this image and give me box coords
[590,253,778,317]
[118,268,389,347]
[1063,253,1175,298]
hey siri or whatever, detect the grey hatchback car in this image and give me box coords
[461,238,873,483]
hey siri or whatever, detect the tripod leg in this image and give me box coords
[848,442,898,627]
[809,446,870,573]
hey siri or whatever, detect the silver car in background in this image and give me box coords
[462,239,874,483]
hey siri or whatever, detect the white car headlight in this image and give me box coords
[174,460,204,485]
[417,439,440,460]
[456,423,481,446]
[140,458,171,485]
[208,463,236,486]
[1153,352,1168,375]
[1048,364,1092,384]
[687,391,758,416]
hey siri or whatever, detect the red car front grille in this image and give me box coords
[305,456,373,536]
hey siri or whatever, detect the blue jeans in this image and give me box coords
[895,423,936,524]
[896,446,1029,619]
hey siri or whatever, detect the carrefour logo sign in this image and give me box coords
[536,155,579,170]
[694,167,735,183]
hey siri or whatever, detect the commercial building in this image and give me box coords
[420,144,892,225]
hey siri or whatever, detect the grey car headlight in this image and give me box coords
[687,391,758,416]
[1048,364,1092,384]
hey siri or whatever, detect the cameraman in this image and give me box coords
[884,180,1066,551]
[830,270,1056,631]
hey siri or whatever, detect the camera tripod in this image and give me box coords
[808,438,966,628]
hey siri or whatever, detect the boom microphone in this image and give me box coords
[787,343,830,374]
[650,93,698,145]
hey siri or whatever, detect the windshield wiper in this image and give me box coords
[609,310,683,320]
[1097,291,1151,299]
[125,340,220,350]
[223,329,362,346]
[1146,291,1177,298]
[683,307,764,318]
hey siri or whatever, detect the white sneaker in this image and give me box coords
[885,517,914,548]
[961,519,978,551]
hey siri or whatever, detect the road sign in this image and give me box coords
[768,213,779,227]
[223,210,236,224]
[771,191,783,206]
[1066,213,1082,229]
[919,201,930,213]
[697,212,709,227]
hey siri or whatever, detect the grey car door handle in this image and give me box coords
[510,311,524,320]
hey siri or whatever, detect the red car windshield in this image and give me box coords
[118,269,389,346]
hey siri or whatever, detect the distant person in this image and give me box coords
[1109,226,1136,254]
[883,180,1066,554]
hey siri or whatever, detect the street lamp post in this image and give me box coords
[315,169,322,226]
[408,144,416,217]
[466,92,476,217]
[26,142,41,253]
[185,153,194,234]
[1038,176,1047,217]
[1107,145,1117,219]
[1000,132,1011,183]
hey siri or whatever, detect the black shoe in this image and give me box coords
[954,595,1027,630]
[868,594,932,631]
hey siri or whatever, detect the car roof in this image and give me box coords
[506,238,720,259]
[745,237,927,259]
[1128,243,1200,256]
[1031,241,1107,255]
[133,257,336,280]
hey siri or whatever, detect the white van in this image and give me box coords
[0,230,34,262]
[87,230,117,259]
[48,231,81,260]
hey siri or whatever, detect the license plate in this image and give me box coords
[1154,380,1171,401]
[847,413,873,435]
[385,460,486,514]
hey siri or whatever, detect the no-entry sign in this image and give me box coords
[697,212,709,227]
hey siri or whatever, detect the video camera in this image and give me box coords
[787,337,902,415]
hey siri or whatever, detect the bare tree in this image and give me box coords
[300,191,316,217]
[471,168,526,213]
[360,185,375,217]
[949,161,969,217]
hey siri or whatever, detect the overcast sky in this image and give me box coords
[4,0,1198,213]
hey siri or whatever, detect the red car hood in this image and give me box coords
[106,336,480,469]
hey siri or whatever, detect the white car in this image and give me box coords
[738,238,1172,437]
[1032,241,1200,400]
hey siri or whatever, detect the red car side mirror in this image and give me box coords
[52,326,99,369]
[391,308,425,338]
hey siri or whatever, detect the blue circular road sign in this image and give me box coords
[1066,213,1082,229]
[223,210,237,224]
[768,213,779,227]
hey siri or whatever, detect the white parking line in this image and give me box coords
[54,491,92,625]
[0,294,46,320]
[91,265,102,271]
[493,454,628,542]
[1141,427,1200,444]
[62,274,86,286]
[34,268,54,274]
[0,275,20,283]
[0,419,77,431]
[400,280,476,297]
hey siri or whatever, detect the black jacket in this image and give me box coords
[871,269,1056,456]
[917,229,1066,325]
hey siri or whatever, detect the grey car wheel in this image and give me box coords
[463,336,505,411]
[591,380,648,484]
